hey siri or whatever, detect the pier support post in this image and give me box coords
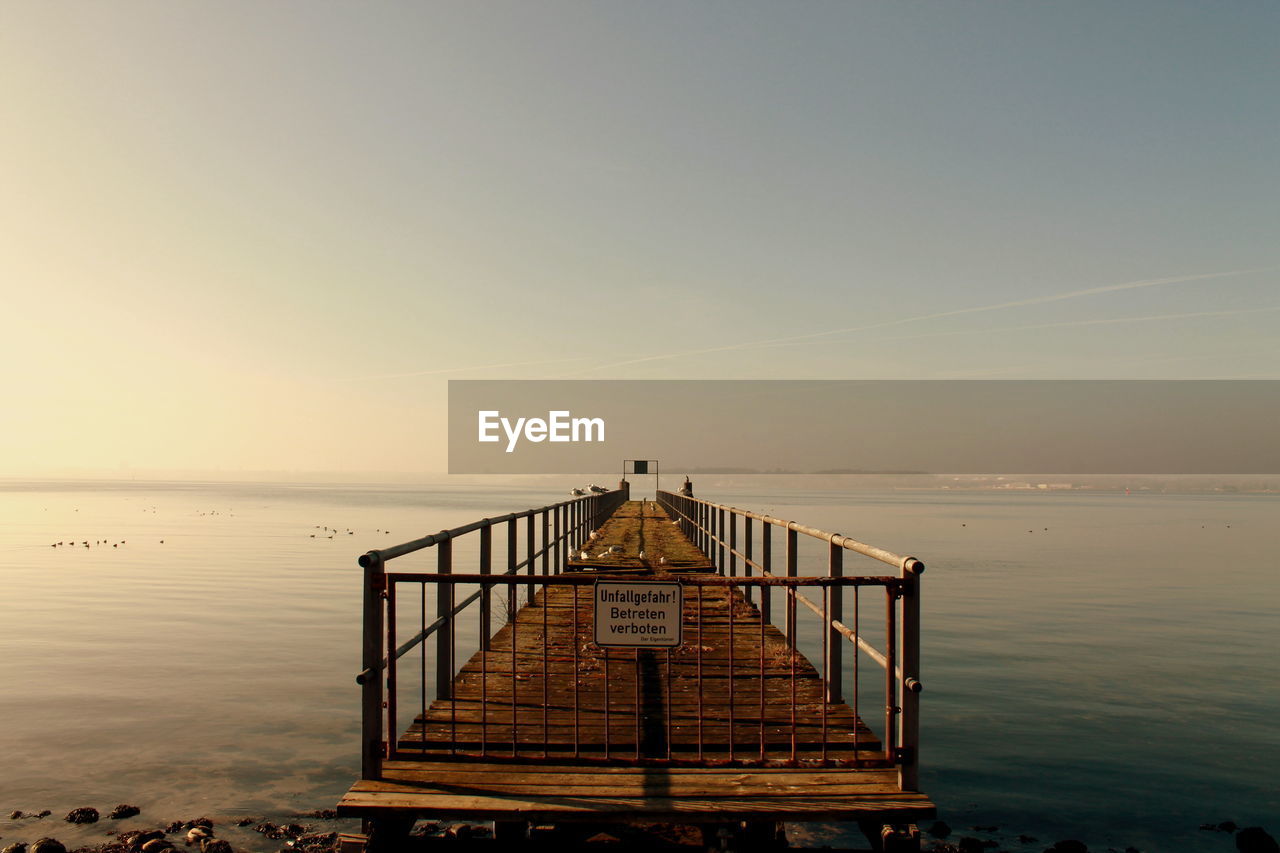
[898,558,924,792]
[360,554,384,781]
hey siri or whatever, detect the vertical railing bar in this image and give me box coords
[729,511,737,578]
[553,505,561,575]
[385,580,398,762]
[511,585,519,758]
[828,542,843,703]
[727,581,735,763]
[696,586,704,762]
[525,515,535,609]
[573,584,580,758]
[542,580,549,758]
[479,524,492,650]
[853,585,860,764]
[479,529,491,756]
[761,525,772,624]
[789,580,797,764]
[480,579,487,756]
[634,648,641,760]
[785,527,797,647]
[821,584,829,763]
[450,578,456,756]
[604,646,611,760]
[506,519,517,623]
[434,540,455,758]
[744,516,754,605]
[541,509,549,577]
[420,582,426,754]
[885,585,898,767]
[665,646,673,761]
[718,508,725,573]
[758,601,766,763]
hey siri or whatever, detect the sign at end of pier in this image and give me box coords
[593,580,683,648]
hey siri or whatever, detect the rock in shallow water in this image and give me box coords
[64,809,98,825]
[1050,842,1088,853]
[108,806,141,821]
[185,827,211,845]
[29,840,66,853]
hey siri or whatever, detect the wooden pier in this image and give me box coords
[340,487,932,850]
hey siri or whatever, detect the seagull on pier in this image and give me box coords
[570,488,586,496]
[589,484,608,493]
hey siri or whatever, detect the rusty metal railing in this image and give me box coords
[655,490,925,791]
[353,487,924,793]
[375,572,901,769]
[355,487,629,781]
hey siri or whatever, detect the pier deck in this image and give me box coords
[339,493,932,839]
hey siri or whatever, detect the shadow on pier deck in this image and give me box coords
[339,490,932,849]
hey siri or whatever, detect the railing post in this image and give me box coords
[884,584,897,771]
[702,503,709,555]
[541,509,550,576]
[744,516,753,605]
[728,511,737,577]
[899,558,923,791]
[717,508,726,574]
[479,522,492,649]
[436,538,453,701]
[785,526,797,643]
[553,504,562,575]
[760,523,772,624]
[361,553,384,780]
[506,518,517,622]
[525,514,535,606]
[827,541,843,703]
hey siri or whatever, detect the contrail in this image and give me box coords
[338,356,590,382]
[559,266,1274,375]
[882,305,1280,340]
[750,305,1280,346]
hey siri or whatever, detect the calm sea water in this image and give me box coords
[0,478,1275,852]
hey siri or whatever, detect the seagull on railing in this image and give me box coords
[570,488,586,496]
[589,484,608,493]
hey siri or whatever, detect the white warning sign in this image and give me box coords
[593,580,683,648]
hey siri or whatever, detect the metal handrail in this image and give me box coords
[656,490,923,573]
[358,496,618,568]
[655,489,924,790]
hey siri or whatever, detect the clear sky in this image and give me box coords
[2,2,1277,476]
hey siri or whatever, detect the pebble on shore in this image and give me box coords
[1237,826,1280,853]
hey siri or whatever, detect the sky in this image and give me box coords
[2,2,1277,477]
